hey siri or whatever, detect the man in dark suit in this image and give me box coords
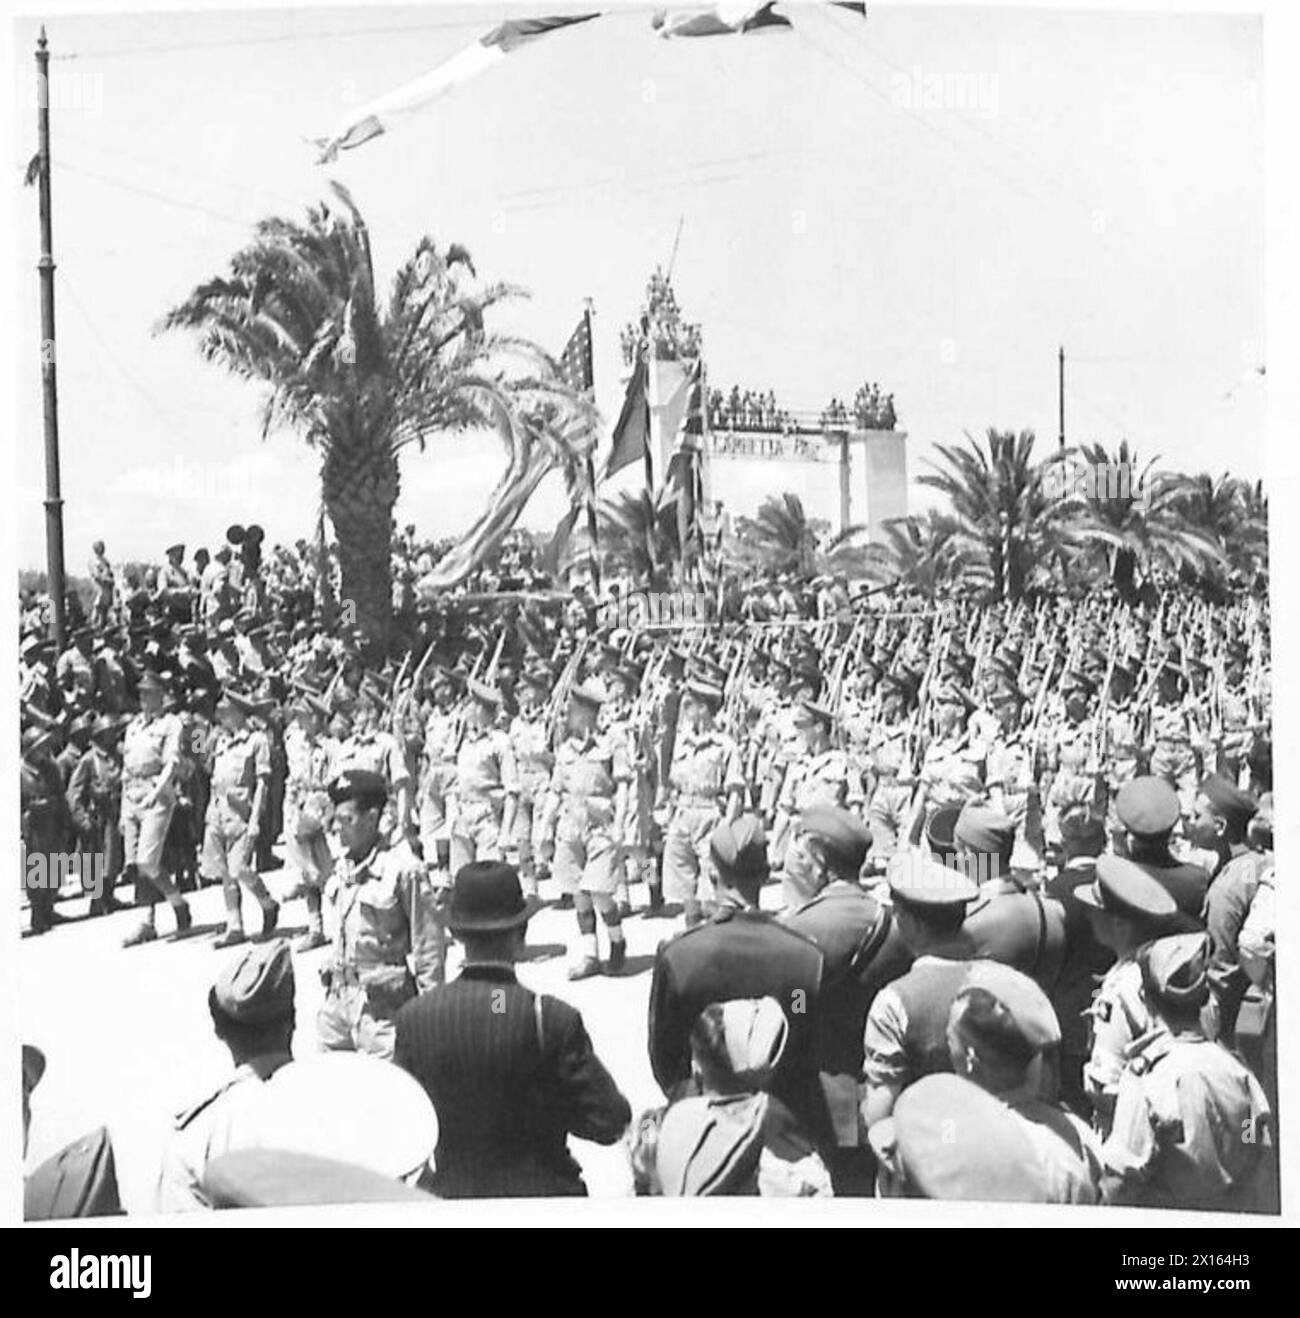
[782,807,912,1193]
[394,862,630,1198]
[648,814,828,1144]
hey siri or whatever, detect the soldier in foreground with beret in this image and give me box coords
[317,769,445,1059]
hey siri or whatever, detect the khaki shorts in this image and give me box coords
[120,788,175,875]
[554,829,621,896]
[662,805,718,904]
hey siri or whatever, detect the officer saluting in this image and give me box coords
[317,770,445,1059]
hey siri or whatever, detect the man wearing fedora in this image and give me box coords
[394,861,630,1197]
[204,689,280,948]
[120,671,194,947]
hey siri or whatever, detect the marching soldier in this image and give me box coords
[417,670,460,876]
[659,677,745,930]
[282,694,335,951]
[507,664,555,900]
[865,669,919,869]
[120,672,194,947]
[67,714,126,916]
[205,690,280,948]
[318,770,445,1058]
[770,700,866,908]
[1146,660,1201,810]
[540,683,631,979]
[449,678,518,874]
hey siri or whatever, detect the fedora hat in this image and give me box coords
[447,862,538,935]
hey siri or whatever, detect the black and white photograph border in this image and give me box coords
[3,0,1298,1232]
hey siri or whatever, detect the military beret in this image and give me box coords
[883,1074,1046,1202]
[1139,932,1212,1012]
[1076,853,1178,923]
[794,699,834,728]
[951,962,1062,1066]
[888,850,978,907]
[953,805,1017,859]
[654,1095,767,1196]
[235,1054,438,1180]
[212,939,295,1025]
[328,769,388,809]
[1115,776,1180,837]
[204,1149,435,1210]
[800,806,872,870]
[1198,774,1257,833]
[709,814,770,880]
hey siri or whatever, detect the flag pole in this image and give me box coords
[582,299,601,595]
[35,27,67,652]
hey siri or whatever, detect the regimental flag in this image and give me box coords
[604,354,651,482]
[653,2,865,39]
[314,13,602,162]
[666,359,707,567]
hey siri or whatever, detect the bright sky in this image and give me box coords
[10,2,1265,573]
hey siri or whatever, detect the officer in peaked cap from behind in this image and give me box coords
[861,853,981,1132]
[155,940,296,1212]
[648,814,831,1151]
[782,807,913,1194]
[1113,776,1209,926]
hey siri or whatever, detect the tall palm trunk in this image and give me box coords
[322,442,398,649]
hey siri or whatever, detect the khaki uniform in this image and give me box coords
[542,730,630,896]
[449,725,518,873]
[1147,701,1201,810]
[1102,1030,1273,1211]
[508,710,554,890]
[661,729,745,904]
[866,724,915,865]
[120,711,182,876]
[283,724,334,884]
[1083,955,1161,1132]
[417,707,459,854]
[775,748,865,907]
[154,1053,291,1212]
[201,727,269,882]
[318,841,444,1058]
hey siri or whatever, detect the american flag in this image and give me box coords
[556,314,594,395]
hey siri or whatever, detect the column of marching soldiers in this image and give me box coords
[19,582,1278,1206]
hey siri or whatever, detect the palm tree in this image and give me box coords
[860,511,992,596]
[1074,442,1228,598]
[598,488,682,588]
[736,493,820,577]
[159,182,592,646]
[918,429,1106,601]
